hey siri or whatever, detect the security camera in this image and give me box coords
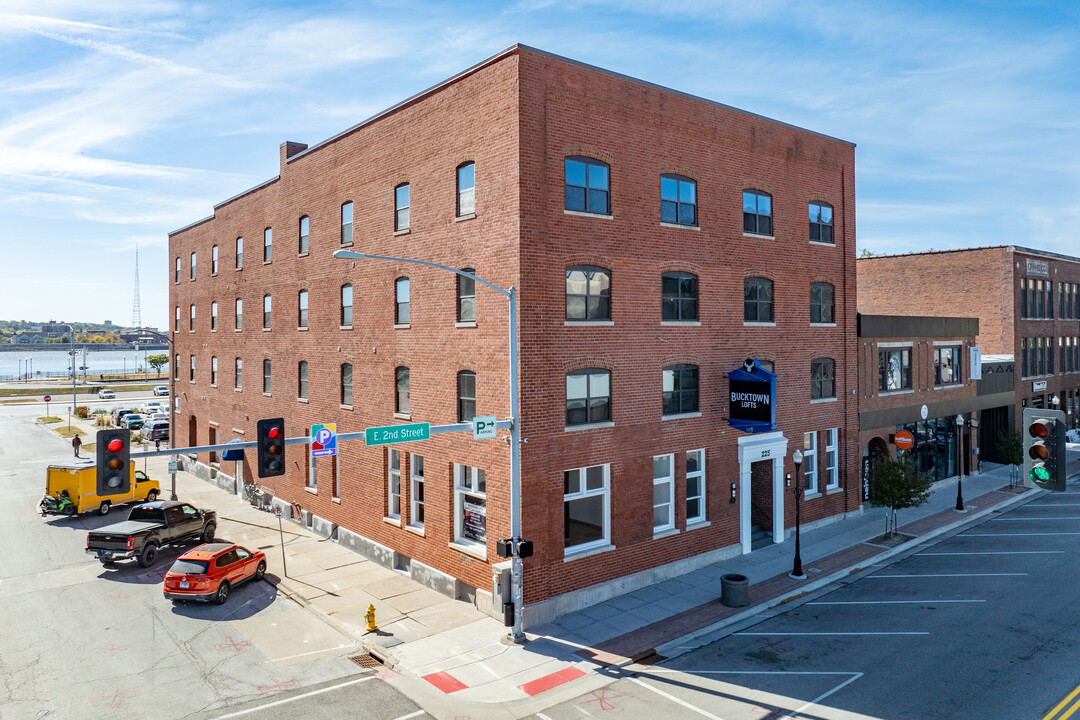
[744,359,756,373]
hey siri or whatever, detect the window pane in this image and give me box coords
[566,270,587,295]
[588,189,608,214]
[588,163,608,190]
[585,465,604,490]
[653,455,671,478]
[564,469,580,495]
[590,371,609,397]
[566,372,588,399]
[565,186,586,212]
[687,450,701,473]
[565,159,586,186]
[589,397,610,422]
[679,181,695,204]
[661,200,677,224]
[565,495,603,547]
[678,203,696,225]
[661,176,678,201]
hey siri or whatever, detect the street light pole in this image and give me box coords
[62,324,76,421]
[334,249,526,643]
[955,414,965,512]
[789,449,806,580]
[133,328,177,500]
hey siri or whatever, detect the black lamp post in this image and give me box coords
[789,449,806,580]
[955,414,965,512]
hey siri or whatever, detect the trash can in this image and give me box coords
[720,573,749,608]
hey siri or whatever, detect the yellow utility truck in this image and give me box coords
[42,462,161,517]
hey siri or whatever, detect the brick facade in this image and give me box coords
[169,45,860,622]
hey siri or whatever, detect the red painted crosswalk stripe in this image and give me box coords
[422,671,469,694]
[518,666,586,696]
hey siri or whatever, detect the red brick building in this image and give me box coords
[858,247,1080,461]
[169,45,859,626]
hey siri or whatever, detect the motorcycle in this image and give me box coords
[40,489,76,517]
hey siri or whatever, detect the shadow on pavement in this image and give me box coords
[168,579,278,620]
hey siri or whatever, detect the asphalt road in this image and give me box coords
[0,398,426,720]
[531,482,1080,720]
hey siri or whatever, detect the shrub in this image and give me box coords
[75,406,90,418]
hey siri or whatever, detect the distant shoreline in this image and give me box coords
[0,343,167,353]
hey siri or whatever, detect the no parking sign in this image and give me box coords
[311,423,337,458]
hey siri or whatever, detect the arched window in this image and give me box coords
[210,356,218,386]
[341,202,353,245]
[263,294,272,330]
[396,366,410,415]
[457,162,475,216]
[341,284,353,327]
[565,156,610,214]
[211,245,219,274]
[298,289,308,329]
[234,358,242,389]
[263,359,272,394]
[263,227,272,262]
[744,277,774,323]
[235,298,242,330]
[809,202,833,243]
[210,301,218,331]
[299,215,310,254]
[566,368,611,426]
[298,361,309,400]
[395,277,410,325]
[661,175,696,226]
[341,363,353,406]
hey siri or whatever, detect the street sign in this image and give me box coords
[168,461,177,473]
[365,422,430,446]
[311,423,337,458]
[894,430,914,451]
[43,394,52,402]
[472,416,497,440]
[274,505,283,519]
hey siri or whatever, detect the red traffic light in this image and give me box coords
[1029,422,1050,438]
[268,427,281,439]
[108,439,124,452]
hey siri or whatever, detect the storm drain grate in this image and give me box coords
[348,653,383,668]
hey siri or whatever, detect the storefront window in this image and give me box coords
[879,348,912,392]
[900,416,961,483]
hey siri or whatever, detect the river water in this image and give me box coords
[0,348,169,381]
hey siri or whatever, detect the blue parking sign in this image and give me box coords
[311,423,337,458]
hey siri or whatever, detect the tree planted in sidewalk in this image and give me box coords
[868,452,932,537]
[146,353,169,378]
[997,429,1024,488]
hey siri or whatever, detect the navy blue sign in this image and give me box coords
[727,359,777,434]
[221,438,246,462]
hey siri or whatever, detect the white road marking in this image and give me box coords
[992,516,1080,521]
[734,631,929,636]
[1020,503,1080,507]
[807,599,984,605]
[963,532,1080,536]
[390,711,426,720]
[629,677,726,720]
[918,550,1065,555]
[210,676,374,719]
[868,573,1027,578]
[536,713,555,720]
[267,643,356,662]
[780,672,863,719]
[648,670,858,675]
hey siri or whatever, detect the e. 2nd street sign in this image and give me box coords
[365,422,430,446]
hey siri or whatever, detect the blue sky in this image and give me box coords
[1,0,1077,329]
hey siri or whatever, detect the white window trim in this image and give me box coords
[563,463,610,557]
[686,449,706,525]
[803,431,818,495]
[825,428,839,490]
[743,322,777,328]
[453,463,486,547]
[652,453,675,535]
[388,449,401,520]
[409,453,424,529]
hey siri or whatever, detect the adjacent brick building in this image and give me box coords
[169,45,860,626]
[858,247,1080,462]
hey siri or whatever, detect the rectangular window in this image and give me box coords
[263,359,271,394]
[743,190,773,235]
[174,306,180,332]
[662,364,699,415]
[686,450,705,525]
[454,463,486,546]
[341,202,353,245]
[210,356,217,386]
[341,363,352,406]
[458,371,476,422]
[879,348,912,391]
[395,184,410,231]
[341,284,353,327]
[564,157,610,214]
[189,355,195,382]
[298,290,308,329]
[1021,279,1029,318]
[661,272,697,321]
[174,354,179,381]
[235,298,242,330]
[809,202,834,243]
[652,454,675,534]
[458,270,476,323]
[395,278,410,324]
[810,283,834,324]
[298,361,308,400]
[660,175,697,226]
[263,295,271,330]
[210,301,218,331]
[934,346,962,385]
[175,257,180,283]
[190,252,196,280]
[566,369,611,426]
[811,358,836,399]
[410,454,424,528]
[211,245,219,274]
[825,428,838,489]
[299,216,309,254]
[396,367,410,415]
[565,266,611,321]
[189,305,195,331]
[803,431,818,494]
[234,358,242,390]
[388,449,401,519]
[235,237,243,269]
[744,277,773,323]
[457,163,475,216]
[263,227,272,263]
[564,464,609,553]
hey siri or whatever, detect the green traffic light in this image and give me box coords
[1030,467,1050,482]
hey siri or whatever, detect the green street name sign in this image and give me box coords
[365,422,430,446]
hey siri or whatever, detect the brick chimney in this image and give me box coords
[280,141,308,172]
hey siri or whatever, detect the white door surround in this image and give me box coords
[737,432,790,554]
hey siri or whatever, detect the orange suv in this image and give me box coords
[163,543,266,604]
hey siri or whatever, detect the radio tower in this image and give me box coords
[131,243,142,329]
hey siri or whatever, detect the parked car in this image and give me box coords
[147,420,170,442]
[144,401,164,413]
[1068,428,1080,443]
[149,412,169,422]
[123,413,145,430]
[86,501,217,567]
[154,386,169,396]
[97,389,116,399]
[163,543,267,604]
[113,409,136,426]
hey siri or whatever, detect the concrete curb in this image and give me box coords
[651,485,1043,660]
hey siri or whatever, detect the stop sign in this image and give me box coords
[43,395,52,402]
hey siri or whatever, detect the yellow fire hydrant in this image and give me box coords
[365,604,378,632]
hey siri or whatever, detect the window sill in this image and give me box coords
[263,261,272,266]
[564,320,614,327]
[210,383,217,389]
[686,519,711,531]
[652,527,680,540]
[262,328,271,332]
[383,516,401,527]
[211,328,217,333]
[340,242,354,248]
[235,328,242,332]
[234,267,242,272]
[454,213,477,223]
[878,389,914,396]
[297,398,308,404]
[565,421,615,432]
[810,397,838,404]
[393,228,411,236]
[394,412,411,420]
[393,324,411,330]
[564,209,613,220]
[564,542,615,562]
[659,222,700,231]
[262,393,272,398]
[826,486,843,496]
[809,240,837,247]
[297,327,308,332]
[298,252,309,258]
[332,497,341,504]
[455,321,478,328]
[340,325,353,331]
[743,322,776,328]
[662,412,702,421]
[933,384,962,390]
[661,320,701,327]
[810,323,837,328]
[340,404,353,411]
[305,486,317,495]
[804,491,822,500]
[406,524,425,537]
[449,540,487,560]
[234,388,242,393]
[743,232,775,240]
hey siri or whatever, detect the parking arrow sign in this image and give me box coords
[472,416,497,440]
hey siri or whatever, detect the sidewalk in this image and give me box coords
[43,413,1079,715]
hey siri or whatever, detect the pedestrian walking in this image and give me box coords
[72,434,82,458]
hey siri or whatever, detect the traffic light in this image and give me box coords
[96,429,130,495]
[1023,408,1067,492]
[256,418,286,478]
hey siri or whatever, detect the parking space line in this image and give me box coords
[783,672,863,720]
[918,550,1065,555]
[807,600,984,605]
[734,632,929,636]
[268,643,357,662]
[628,677,726,720]
[964,533,1080,537]
[210,676,374,719]
[868,573,1027,578]
[992,517,1080,521]
[390,711,426,720]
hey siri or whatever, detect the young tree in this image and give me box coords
[868,453,933,537]
[997,429,1024,488]
[146,353,169,378]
